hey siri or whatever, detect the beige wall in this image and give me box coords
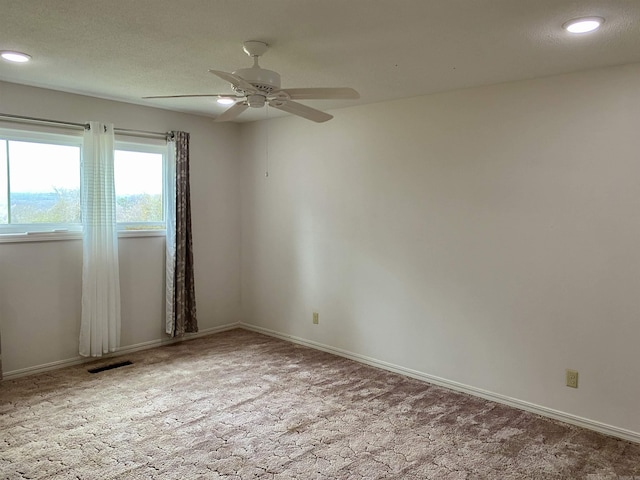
[0,81,242,373]
[239,64,640,435]
[3,63,640,438]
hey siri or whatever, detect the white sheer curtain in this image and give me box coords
[79,121,121,357]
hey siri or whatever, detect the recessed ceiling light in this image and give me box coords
[217,98,235,105]
[563,17,604,34]
[0,51,31,63]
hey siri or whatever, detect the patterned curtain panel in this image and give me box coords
[166,131,197,336]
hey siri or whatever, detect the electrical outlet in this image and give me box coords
[312,312,319,324]
[566,369,579,388]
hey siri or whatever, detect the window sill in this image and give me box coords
[0,229,166,244]
[118,229,166,239]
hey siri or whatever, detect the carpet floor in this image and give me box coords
[1,328,639,479]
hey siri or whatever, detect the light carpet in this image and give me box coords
[1,329,639,479]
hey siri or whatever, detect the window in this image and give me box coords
[0,130,82,234]
[114,142,166,230]
[0,128,168,238]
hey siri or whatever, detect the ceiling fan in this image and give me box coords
[144,41,360,123]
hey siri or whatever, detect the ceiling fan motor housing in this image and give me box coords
[232,67,281,94]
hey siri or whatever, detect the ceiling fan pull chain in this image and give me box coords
[265,103,270,178]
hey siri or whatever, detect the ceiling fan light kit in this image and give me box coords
[246,94,266,108]
[143,40,359,123]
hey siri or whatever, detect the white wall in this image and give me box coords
[239,64,640,435]
[0,82,242,374]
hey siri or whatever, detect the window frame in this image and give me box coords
[0,127,169,243]
[0,127,83,236]
[114,140,168,232]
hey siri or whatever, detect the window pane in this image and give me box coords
[8,141,81,224]
[0,140,7,224]
[114,150,163,223]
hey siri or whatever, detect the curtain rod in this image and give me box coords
[0,113,173,140]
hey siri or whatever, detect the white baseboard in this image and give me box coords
[239,322,640,445]
[2,322,241,380]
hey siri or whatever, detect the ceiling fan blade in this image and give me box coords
[214,103,249,122]
[209,69,257,93]
[270,100,333,123]
[277,87,360,100]
[143,94,240,99]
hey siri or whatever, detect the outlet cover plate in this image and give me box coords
[566,369,579,388]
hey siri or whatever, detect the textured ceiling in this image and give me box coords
[1,0,640,122]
